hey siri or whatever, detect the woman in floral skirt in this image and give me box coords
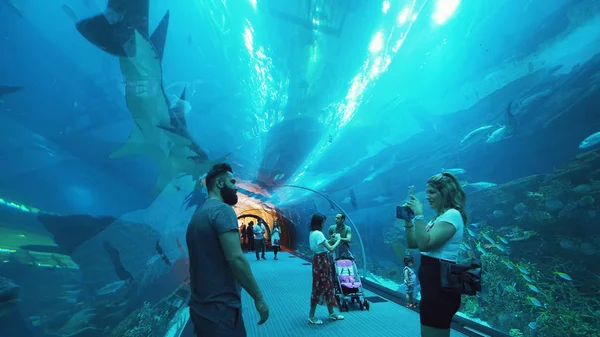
[308,213,345,325]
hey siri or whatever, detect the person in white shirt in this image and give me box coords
[403,172,467,337]
[307,213,345,325]
[253,221,266,260]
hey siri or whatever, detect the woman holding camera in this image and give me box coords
[403,172,467,337]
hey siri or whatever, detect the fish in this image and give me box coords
[0,85,23,101]
[97,280,127,295]
[554,271,572,281]
[20,213,116,255]
[526,296,542,307]
[75,0,154,58]
[441,168,466,175]
[521,274,533,283]
[466,181,497,190]
[469,222,482,229]
[76,0,226,194]
[460,125,494,144]
[482,233,496,245]
[501,260,514,270]
[475,242,487,255]
[349,189,357,210]
[466,228,476,237]
[0,0,24,18]
[486,102,517,143]
[579,131,600,149]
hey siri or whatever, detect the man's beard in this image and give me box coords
[221,186,238,206]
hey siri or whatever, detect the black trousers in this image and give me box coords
[255,239,265,259]
[190,307,246,337]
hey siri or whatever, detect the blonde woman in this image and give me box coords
[404,173,467,337]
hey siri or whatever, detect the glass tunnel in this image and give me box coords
[1,0,600,336]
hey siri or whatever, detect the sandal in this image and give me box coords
[329,313,344,321]
[308,317,323,325]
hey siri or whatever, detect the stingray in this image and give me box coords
[20,213,116,255]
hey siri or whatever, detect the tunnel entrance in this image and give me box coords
[237,213,294,251]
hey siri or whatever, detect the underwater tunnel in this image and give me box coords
[1,0,600,336]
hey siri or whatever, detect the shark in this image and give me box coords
[0,85,23,103]
[75,0,228,194]
[0,0,24,18]
[20,213,117,256]
[486,101,518,144]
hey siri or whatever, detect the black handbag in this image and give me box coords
[440,260,482,296]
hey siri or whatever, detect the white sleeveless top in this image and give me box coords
[420,208,464,262]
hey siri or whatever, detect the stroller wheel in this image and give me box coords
[364,300,370,311]
[342,301,349,312]
[359,302,365,311]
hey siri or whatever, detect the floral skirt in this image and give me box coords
[310,253,337,307]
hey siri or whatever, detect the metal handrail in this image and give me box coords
[280,184,367,275]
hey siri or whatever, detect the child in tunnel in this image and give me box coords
[308,213,345,325]
[403,256,417,308]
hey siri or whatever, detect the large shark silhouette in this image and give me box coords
[0,85,23,101]
[20,213,116,255]
[76,0,227,194]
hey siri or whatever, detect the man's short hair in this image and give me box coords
[206,163,233,190]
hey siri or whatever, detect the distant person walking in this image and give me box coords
[253,220,266,260]
[271,221,281,260]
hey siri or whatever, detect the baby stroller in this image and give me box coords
[333,257,370,312]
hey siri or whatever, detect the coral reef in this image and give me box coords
[450,150,600,336]
[109,302,174,337]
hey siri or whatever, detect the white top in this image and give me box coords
[404,267,417,285]
[253,224,265,240]
[420,208,464,262]
[309,230,328,254]
[271,228,280,246]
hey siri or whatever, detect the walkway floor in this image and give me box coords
[240,252,468,337]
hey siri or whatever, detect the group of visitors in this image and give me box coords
[185,162,468,337]
[239,220,281,260]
